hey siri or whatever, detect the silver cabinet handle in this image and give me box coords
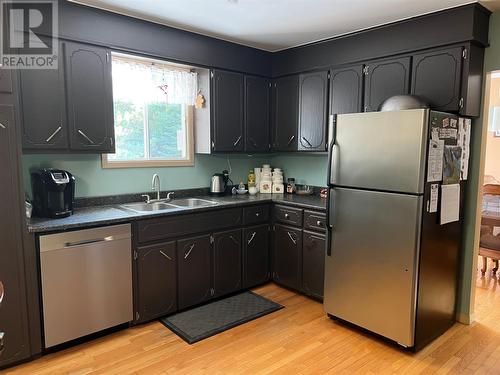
[46,126,62,142]
[287,135,295,146]
[0,281,4,307]
[78,129,95,144]
[301,136,312,147]
[0,122,5,129]
[233,136,242,147]
[160,250,172,261]
[284,213,290,219]
[184,243,195,259]
[316,220,323,227]
[287,231,297,245]
[247,232,256,245]
[0,332,4,355]
[255,212,260,217]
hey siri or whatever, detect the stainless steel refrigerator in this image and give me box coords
[324,109,465,350]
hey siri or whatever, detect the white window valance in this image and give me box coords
[112,54,198,105]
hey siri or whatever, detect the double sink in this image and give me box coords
[121,198,219,213]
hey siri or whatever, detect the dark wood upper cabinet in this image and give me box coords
[411,46,464,113]
[298,70,328,151]
[136,242,177,322]
[329,64,364,115]
[302,231,325,300]
[213,229,242,298]
[273,224,302,290]
[364,56,411,112]
[244,75,270,152]
[243,225,270,289]
[0,69,13,93]
[211,70,244,152]
[64,41,114,152]
[19,62,68,150]
[272,75,299,151]
[0,105,31,368]
[177,234,212,310]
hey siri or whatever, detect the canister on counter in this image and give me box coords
[286,178,296,194]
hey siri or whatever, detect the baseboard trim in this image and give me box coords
[456,312,475,325]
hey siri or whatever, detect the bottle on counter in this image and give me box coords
[248,169,255,185]
[287,178,296,194]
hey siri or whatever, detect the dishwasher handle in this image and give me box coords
[64,236,115,248]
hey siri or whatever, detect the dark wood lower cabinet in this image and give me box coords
[177,235,212,310]
[136,242,177,322]
[213,229,242,298]
[302,231,326,299]
[243,225,270,288]
[273,224,302,290]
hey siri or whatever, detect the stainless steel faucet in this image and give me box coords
[152,174,161,201]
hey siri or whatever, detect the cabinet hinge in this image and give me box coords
[327,72,331,79]
[110,137,113,148]
[210,288,215,296]
[363,66,369,75]
[133,250,138,260]
[135,311,140,321]
[462,48,468,60]
[106,53,109,62]
[268,82,272,88]
[210,71,214,79]
[210,235,214,244]
[211,140,215,150]
[459,97,464,109]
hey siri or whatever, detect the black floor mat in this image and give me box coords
[160,291,283,344]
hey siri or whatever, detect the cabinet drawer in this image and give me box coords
[273,205,303,226]
[243,204,270,225]
[137,208,242,243]
[303,210,326,233]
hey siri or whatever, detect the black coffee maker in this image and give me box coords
[32,169,75,218]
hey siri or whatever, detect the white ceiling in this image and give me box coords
[70,0,491,52]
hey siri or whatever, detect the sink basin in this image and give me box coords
[121,201,179,213]
[171,198,219,207]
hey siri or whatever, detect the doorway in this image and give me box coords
[475,70,500,319]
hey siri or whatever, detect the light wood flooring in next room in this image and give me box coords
[6,275,500,375]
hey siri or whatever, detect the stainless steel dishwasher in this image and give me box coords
[39,224,133,348]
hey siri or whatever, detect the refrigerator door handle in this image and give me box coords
[326,189,334,256]
[326,115,337,185]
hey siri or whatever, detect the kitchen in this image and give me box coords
[1,0,500,373]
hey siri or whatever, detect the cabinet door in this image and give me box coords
[20,42,68,150]
[64,41,114,152]
[177,235,212,310]
[0,105,31,368]
[213,229,242,298]
[211,70,244,152]
[330,64,364,115]
[272,75,299,151]
[273,224,302,290]
[136,242,177,322]
[243,225,270,288]
[0,68,13,93]
[364,56,411,112]
[411,46,463,112]
[302,231,325,299]
[245,76,270,152]
[298,71,328,151]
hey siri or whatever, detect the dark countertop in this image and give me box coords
[27,193,327,233]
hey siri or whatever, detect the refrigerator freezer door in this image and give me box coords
[324,187,422,347]
[330,109,428,194]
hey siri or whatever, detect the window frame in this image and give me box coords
[101,53,196,169]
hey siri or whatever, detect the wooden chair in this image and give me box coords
[479,184,500,275]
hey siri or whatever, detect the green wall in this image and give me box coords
[22,153,265,198]
[457,11,500,320]
[22,153,329,198]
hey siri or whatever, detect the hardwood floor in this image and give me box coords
[6,274,500,375]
